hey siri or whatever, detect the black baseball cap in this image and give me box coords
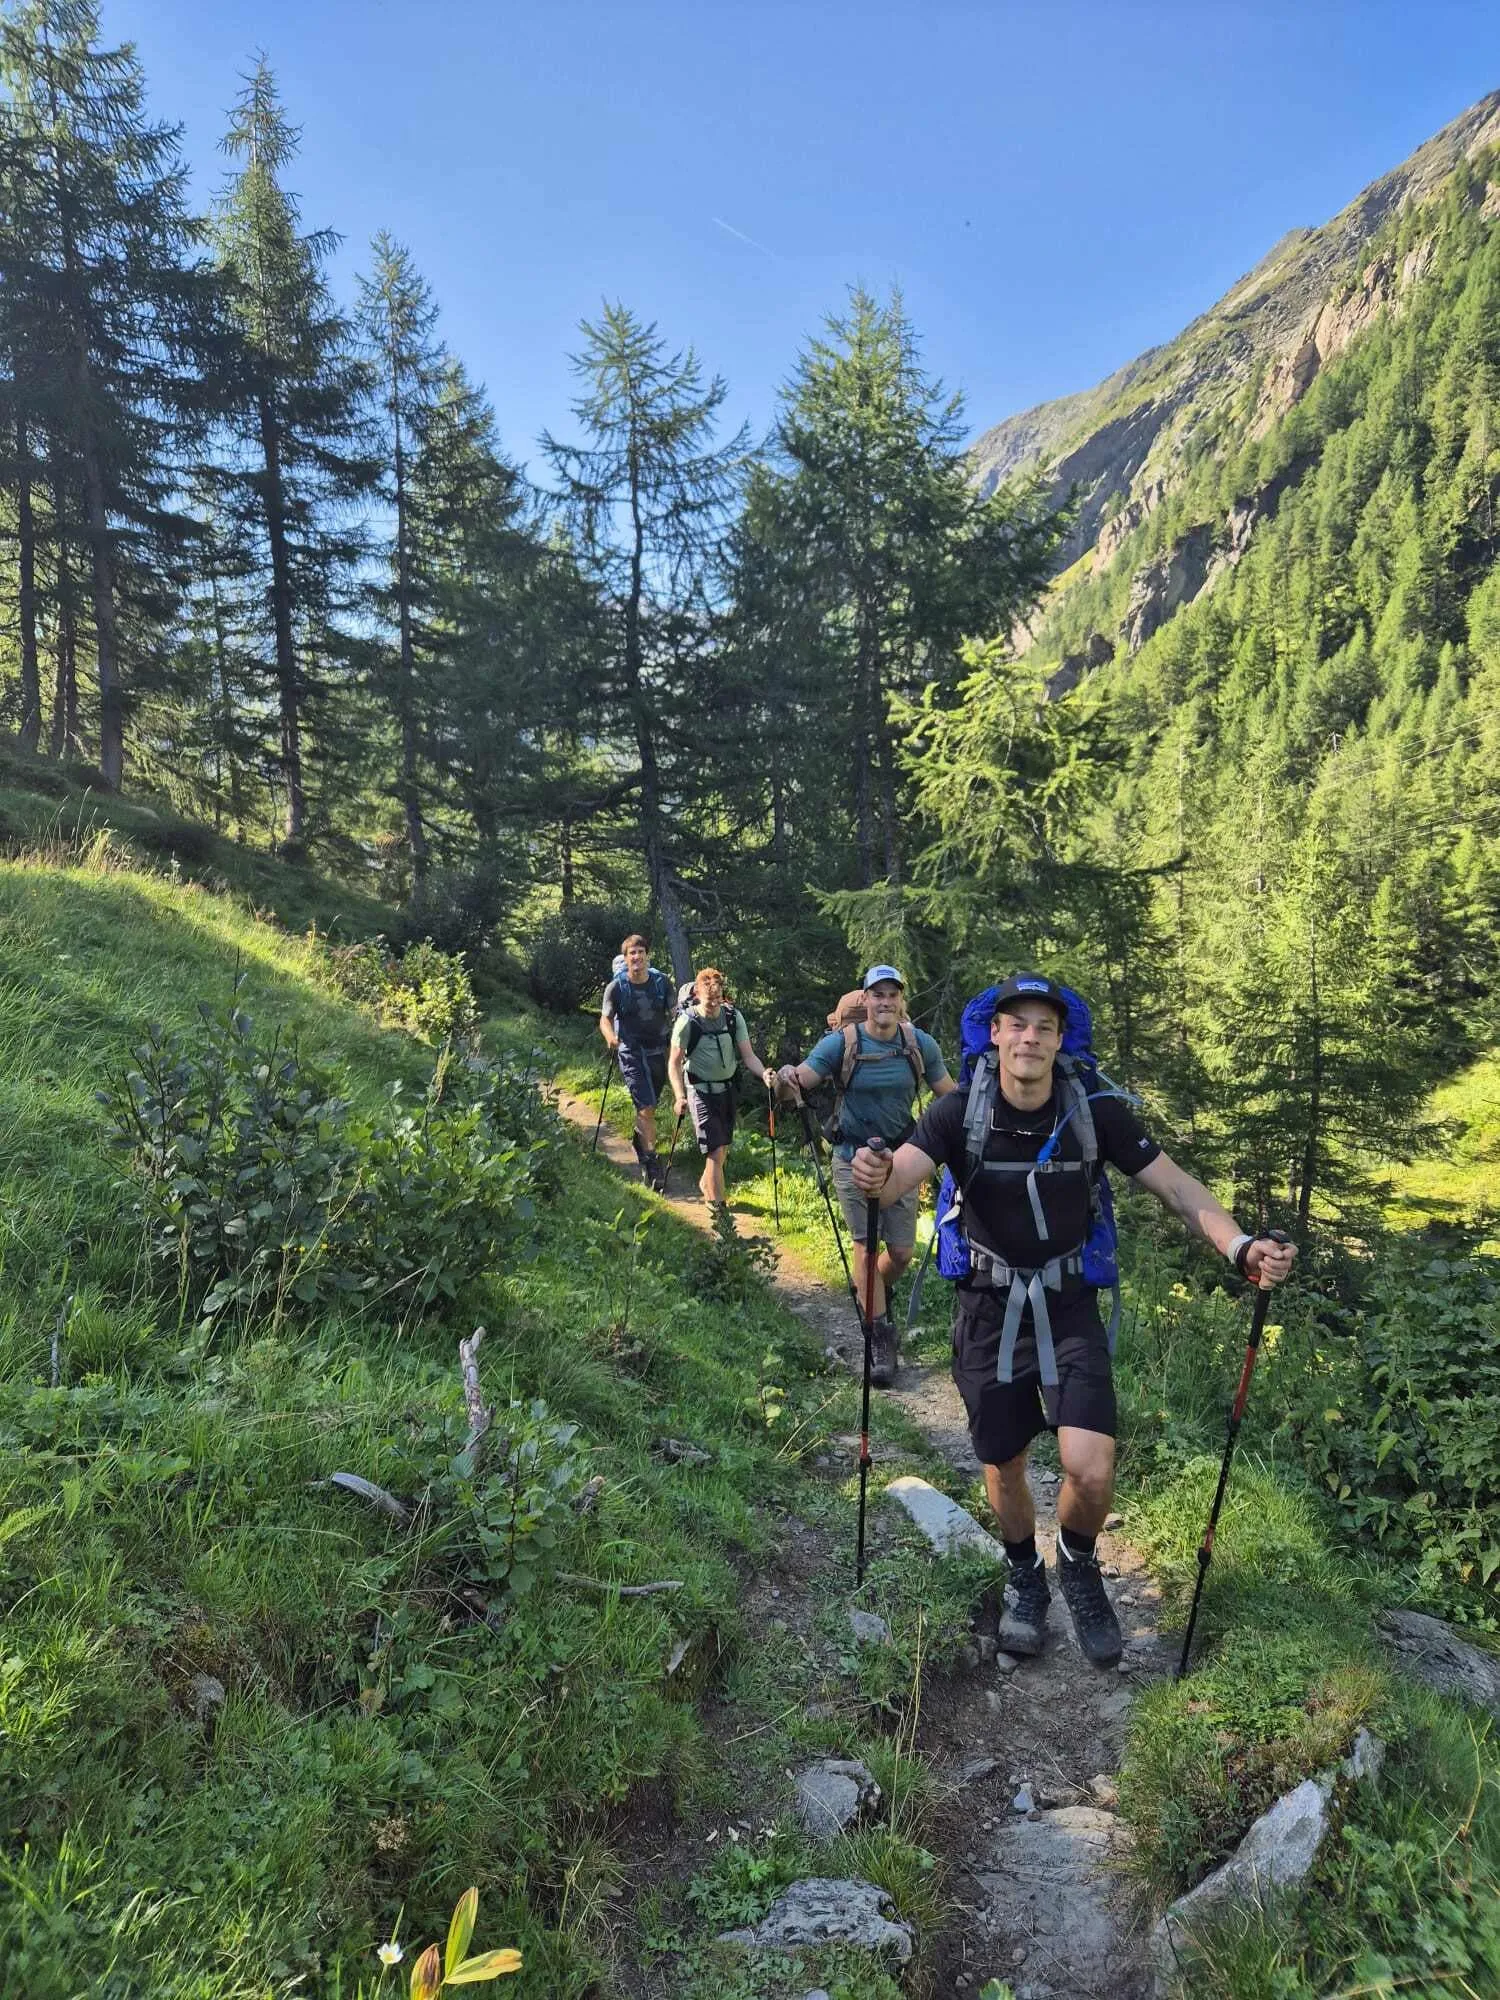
[992,973,1069,1024]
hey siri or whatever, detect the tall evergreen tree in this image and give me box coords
[543,304,748,978]
[734,285,1061,889]
[211,58,374,853]
[0,0,209,785]
[358,232,441,882]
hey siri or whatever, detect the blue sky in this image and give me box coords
[106,0,1500,472]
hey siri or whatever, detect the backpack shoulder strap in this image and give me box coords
[962,1050,999,1177]
[898,1021,924,1089]
[836,1022,860,1090]
[1056,1052,1099,1165]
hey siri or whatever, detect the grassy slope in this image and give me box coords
[1,824,1494,1999]
[0,854,991,2000]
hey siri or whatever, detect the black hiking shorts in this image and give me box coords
[951,1289,1117,1468]
[687,1082,736,1155]
[617,1041,668,1110]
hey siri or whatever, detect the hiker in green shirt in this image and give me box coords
[669,968,770,1208]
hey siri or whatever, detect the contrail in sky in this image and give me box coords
[713,216,774,256]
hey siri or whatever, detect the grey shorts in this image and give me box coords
[830,1152,920,1253]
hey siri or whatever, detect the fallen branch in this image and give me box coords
[555,1571,684,1597]
[457,1326,493,1476]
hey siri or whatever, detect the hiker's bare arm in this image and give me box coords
[930,1074,958,1098]
[667,1044,687,1106]
[737,1037,769,1084]
[776,1060,823,1097]
[851,1140,935,1205]
[1134,1152,1298,1283]
[599,1007,619,1051]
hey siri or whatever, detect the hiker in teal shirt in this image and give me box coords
[777,966,954,1385]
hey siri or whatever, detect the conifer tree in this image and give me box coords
[358,233,441,882]
[734,286,1060,889]
[543,304,747,978]
[0,0,209,785]
[211,58,374,853]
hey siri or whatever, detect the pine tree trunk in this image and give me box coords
[15,414,41,753]
[559,809,575,907]
[207,564,246,842]
[624,446,691,981]
[80,441,124,787]
[391,371,428,884]
[51,534,79,761]
[256,388,305,850]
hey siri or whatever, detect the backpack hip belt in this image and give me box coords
[966,1241,1086,1388]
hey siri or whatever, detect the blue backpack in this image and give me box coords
[911,983,1137,1380]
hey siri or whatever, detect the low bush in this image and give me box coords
[392,865,512,963]
[101,1000,555,1328]
[317,935,480,1047]
[1274,1232,1500,1628]
[526,902,641,1015]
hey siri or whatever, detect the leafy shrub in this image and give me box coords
[1276,1235,1500,1626]
[420,1397,589,1601]
[102,1003,556,1328]
[689,1202,777,1304]
[102,1003,365,1325]
[317,935,479,1046]
[392,865,511,962]
[525,902,640,1015]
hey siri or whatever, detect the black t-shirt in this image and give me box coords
[911,1072,1161,1274]
[604,970,674,1049]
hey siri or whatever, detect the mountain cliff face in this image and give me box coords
[974,91,1500,678]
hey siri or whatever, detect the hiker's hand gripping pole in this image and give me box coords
[855,1137,888,1588]
[1175,1231,1293,1681]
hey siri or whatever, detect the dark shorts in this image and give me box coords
[688,1083,736,1154]
[951,1290,1116,1467]
[617,1042,668,1110]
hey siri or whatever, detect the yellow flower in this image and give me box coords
[377,1940,404,1967]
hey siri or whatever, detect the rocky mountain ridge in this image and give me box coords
[974,89,1500,683]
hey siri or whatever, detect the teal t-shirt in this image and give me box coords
[806,1025,948,1152]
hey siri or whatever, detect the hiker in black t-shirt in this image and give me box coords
[599,933,678,1189]
[851,973,1297,1667]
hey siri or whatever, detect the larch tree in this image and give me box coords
[543,303,748,980]
[211,57,374,853]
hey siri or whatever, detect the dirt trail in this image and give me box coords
[554,1088,1162,1998]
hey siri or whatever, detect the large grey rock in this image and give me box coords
[973,1806,1126,1993]
[793,1758,880,1835]
[719,1877,913,1964]
[1150,1778,1330,1989]
[1378,1609,1500,1719]
[884,1476,1005,1563]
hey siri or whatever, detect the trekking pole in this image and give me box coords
[590,1050,615,1153]
[793,1097,859,1312]
[767,1078,781,1231]
[1175,1234,1292,1681]
[855,1137,889,1588]
[661,1104,686,1190]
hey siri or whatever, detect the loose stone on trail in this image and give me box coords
[718,1877,914,1964]
[883,1475,1005,1562]
[847,1607,891,1646]
[1378,1608,1500,1719]
[793,1758,881,1835]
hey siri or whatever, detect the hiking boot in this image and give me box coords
[1055,1540,1123,1666]
[868,1316,899,1389]
[647,1152,669,1193]
[997,1554,1051,1657]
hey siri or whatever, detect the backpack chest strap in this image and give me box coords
[967,1244,1085,1389]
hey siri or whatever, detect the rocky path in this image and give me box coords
[554,1089,1162,1998]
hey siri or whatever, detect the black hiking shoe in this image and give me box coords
[647,1152,668,1193]
[997,1554,1051,1657]
[1055,1540,1123,1665]
[868,1316,899,1389]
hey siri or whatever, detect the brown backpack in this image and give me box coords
[822,991,925,1129]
